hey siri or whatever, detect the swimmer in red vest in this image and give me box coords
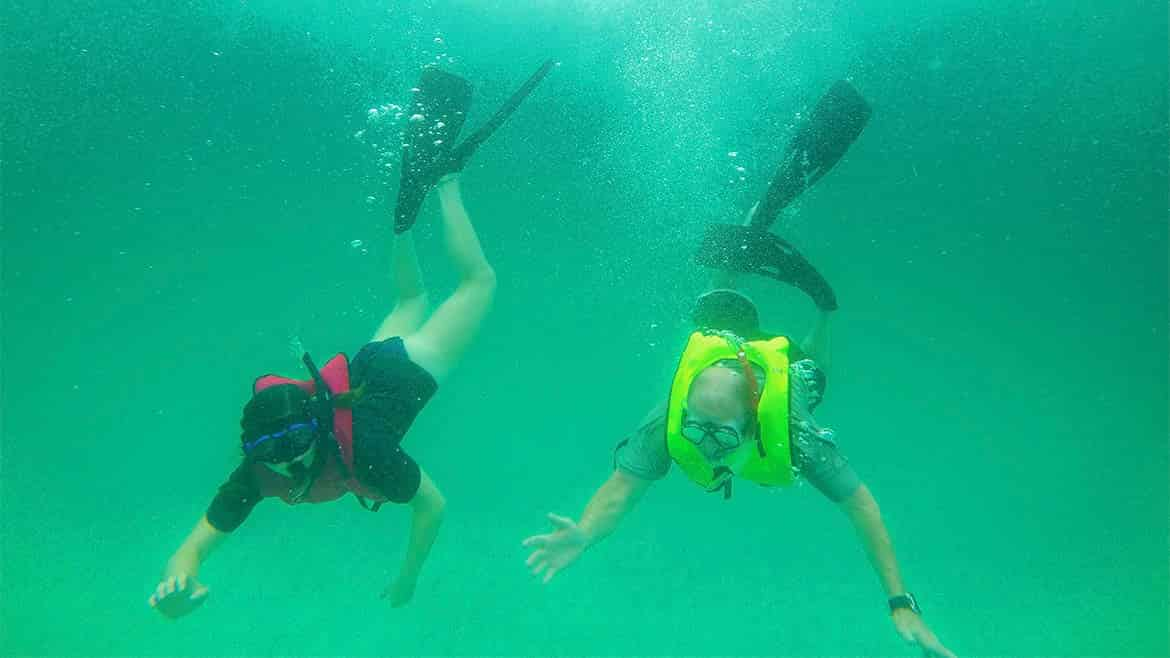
[149,173,493,619]
[148,168,491,618]
[148,61,553,619]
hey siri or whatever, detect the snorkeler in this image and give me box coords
[149,61,553,619]
[522,81,958,658]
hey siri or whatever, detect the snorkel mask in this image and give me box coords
[243,417,320,463]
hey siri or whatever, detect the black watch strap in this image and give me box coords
[888,593,921,615]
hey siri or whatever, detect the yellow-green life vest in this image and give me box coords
[665,331,796,492]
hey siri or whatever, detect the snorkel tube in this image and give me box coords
[282,352,335,501]
[301,352,335,430]
[717,331,765,457]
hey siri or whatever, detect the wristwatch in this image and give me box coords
[888,592,921,615]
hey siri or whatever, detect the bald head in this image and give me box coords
[686,364,751,425]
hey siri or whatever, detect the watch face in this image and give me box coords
[890,593,921,614]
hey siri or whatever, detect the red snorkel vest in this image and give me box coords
[248,354,387,507]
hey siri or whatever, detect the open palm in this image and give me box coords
[522,513,587,584]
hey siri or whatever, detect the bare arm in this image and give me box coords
[164,515,227,579]
[383,468,445,606]
[578,469,653,546]
[840,483,905,595]
[839,483,957,658]
[149,516,228,618]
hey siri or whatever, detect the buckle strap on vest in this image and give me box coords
[711,466,733,500]
[355,494,384,512]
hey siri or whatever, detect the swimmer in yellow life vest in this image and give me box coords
[525,287,954,658]
[523,79,956,657]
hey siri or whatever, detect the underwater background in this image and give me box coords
[2,1,1167,656]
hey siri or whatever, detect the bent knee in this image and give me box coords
[395,291,431,313]
[466,265,497,296]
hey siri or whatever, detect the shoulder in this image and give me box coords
[613,401,671,480]
[792,428,860,503]
[634,401,668,432]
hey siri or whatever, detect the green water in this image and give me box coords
[2,1,1167,656]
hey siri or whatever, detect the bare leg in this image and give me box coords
[402,175,496,383]
[800,309,834,372]
[372,230,430,341]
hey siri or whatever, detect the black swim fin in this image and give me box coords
[394,68,473,235]
[750,80,871,230]
[695,224,838,311]
[394,60,556,234]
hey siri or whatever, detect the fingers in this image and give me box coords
[149,581,166,606]
[522,535,548,549]
[527,552,563,584]
[150,575,203,609]
[151,576,179,606]
[547,513,574,529]
[526,549,546,568]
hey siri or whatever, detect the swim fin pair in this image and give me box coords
[695,80,870,310]
[393,60,555,234]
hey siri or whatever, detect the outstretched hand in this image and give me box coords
[521,513,589,584]
[892,609,957,658]
[148,574,209,619]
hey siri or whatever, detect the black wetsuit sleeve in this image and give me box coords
[353,439,422,504]
[205,463,263,533]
